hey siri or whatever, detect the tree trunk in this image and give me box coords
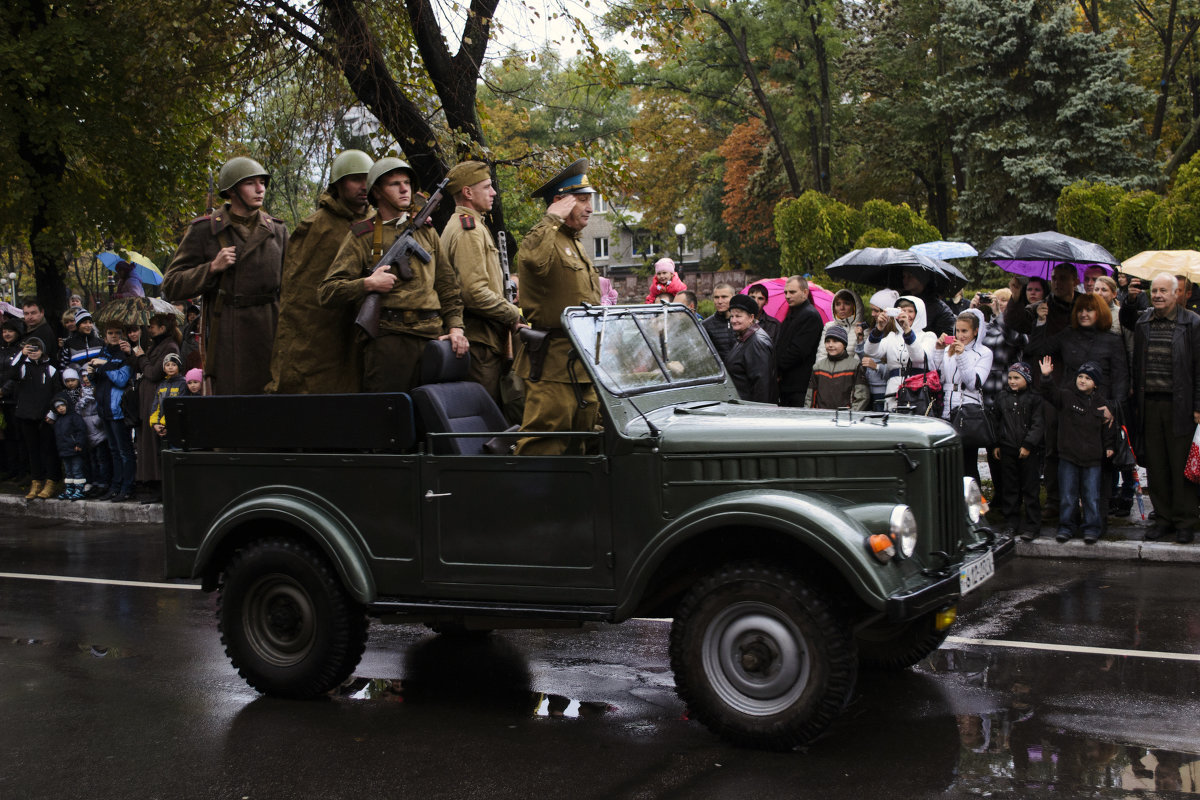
[805,0,833,193]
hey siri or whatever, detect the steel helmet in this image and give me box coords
[366,157,416,198]
[217,156,270,197]
[329,149,374,186]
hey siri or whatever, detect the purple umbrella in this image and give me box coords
[981,231,1118,281]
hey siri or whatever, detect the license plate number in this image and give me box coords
[959,550,995,595]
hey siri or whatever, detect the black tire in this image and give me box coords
[856,612,949,671]
[669,561,857,751]
[218,537,369,699]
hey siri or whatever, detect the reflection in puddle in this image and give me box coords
[929,647,1200,794]
[335,677,614,720]
[5,638,133,659]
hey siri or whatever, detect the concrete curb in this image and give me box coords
[1015,536,1200,563]
[0,493,163,525]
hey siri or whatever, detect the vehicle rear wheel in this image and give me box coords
[856,612,949,670]
[669,561,857,750]
[218,537,368,698]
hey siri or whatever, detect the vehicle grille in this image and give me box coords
[931,444,966,556]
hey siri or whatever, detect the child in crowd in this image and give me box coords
[1039,358,1116,544]
[805,326,870,410]
[50,392,88,499]
[185,368,203,395]
[149,354,188,444]
[990,362,1044,541]
[76,369,111,498]
[5,338,63,499]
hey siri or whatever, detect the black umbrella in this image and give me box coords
[826,247,959,292]
[980,231,1118,281]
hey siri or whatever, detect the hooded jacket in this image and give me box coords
[864,295,938,409]
[934,307,994,417]
[1040,379,1117,467]
[990,383,1045,451]
[8,352,59,421]
[52,392,88,457]
[818,288,866,355]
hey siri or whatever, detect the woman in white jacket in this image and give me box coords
[863,293,938,410]
[934,308,994,481]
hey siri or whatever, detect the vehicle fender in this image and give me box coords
[620,490,896,616]
[194,486,376,604]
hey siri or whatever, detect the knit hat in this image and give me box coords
[729,294,759,316]
[868,289,900,311]
[63,368,80,382]
[1077,361,1103,382]
[24,336,44,351]
[823,325,849,345]
[185,368,203,383]
[1007,362,1032,385]
[163,352,183,369]
[73,307,92,325]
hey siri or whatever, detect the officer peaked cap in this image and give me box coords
[532,158,597,200]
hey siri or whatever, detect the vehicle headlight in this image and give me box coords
[964,477,983,523]
[889,504,917,558]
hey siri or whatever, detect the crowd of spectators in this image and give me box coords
[0,296,203,502]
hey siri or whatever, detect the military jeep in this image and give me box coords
[163,303,1011,751]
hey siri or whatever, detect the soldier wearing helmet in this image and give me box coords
[163,156,288,396]
[266,150,374,394]
[318,157,467,393]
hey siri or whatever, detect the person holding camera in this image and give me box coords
[87,322,137,502]
[4,337,63,500]
[863,291,938,411]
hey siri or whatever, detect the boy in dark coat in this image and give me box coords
[990,362,1044,540]
[1039,359,1117,544]
[50,392,88,499]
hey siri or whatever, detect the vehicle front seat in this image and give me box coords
[410,340,513,455]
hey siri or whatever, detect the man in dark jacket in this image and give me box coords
[20,298,59,363]
[726,294,774,402]
[1130,273,1200,543]
[702,282,737,363]
[775,276,823,407]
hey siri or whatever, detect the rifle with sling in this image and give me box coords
[355,177,450,339]
[497,229,517,359]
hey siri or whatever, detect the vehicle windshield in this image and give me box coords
[565,304,725,396]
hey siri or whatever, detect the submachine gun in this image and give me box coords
[354,177,450,339]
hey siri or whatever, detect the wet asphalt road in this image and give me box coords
[1,517,1199,799]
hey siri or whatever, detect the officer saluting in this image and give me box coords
[439,160,520,403]
[164,156,288,396]
[318,157,467,393]
[514,158,602,455]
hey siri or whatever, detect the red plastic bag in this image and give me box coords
[1186,426,1200,483]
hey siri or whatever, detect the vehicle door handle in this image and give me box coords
[424,490,452,502]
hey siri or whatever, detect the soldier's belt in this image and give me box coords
[380,308,439,324]
[217,289,279,308]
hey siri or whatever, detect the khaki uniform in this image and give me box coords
[266,192,367,394]
[318,212,463,393]
[514,212,602,455]
[163,205,287,396]
[439,205,520,400]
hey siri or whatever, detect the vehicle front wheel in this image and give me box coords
[855,611,949,670]
[669,561,857,750]
[218,537,368,698]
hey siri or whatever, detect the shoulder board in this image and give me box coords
[352,218,376,238]
[189,215,211,225]
[266,213,286,226]
[459,214,476,230]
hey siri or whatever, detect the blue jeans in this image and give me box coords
[103,417,136,494]
[62,454,86,482]
[1059,460,1103,539]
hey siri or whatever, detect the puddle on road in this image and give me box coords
[5,638,134,659]
[334,677,615,720]
[928,646,1200,794]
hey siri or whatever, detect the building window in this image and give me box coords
[594,237,609,259]
[594,195,607,213]
[633,233,658,256]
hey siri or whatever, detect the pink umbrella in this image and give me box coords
[743,278,833,324]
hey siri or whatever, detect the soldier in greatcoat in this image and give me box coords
[513,158,602,455]
[318,157,467,393]
[163,156,288,395]
[266,150,373,394]
[439,160,520,403]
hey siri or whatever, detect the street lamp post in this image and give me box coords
[6,272,15,305]
[674,222,687,268]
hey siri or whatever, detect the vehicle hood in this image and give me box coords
[646,402,957,453]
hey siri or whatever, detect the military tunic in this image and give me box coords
[514,212,602,455]
[318,211,463,393]
[266,192,367,394]
[163,204,287,396]
[439,205,520,400]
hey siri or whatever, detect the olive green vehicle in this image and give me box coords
[163,304,1012,751]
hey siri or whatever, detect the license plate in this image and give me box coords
[959,550,995,595]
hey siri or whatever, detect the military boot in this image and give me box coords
[25,480,44,500]
[37,480,61,500]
